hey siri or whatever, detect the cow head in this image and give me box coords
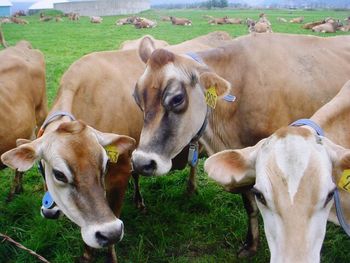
[132,37,230,176]
[1,120,135,248]
[205,126,350,262]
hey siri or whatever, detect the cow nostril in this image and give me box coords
[143,159,157,175]
[95,231,109,247]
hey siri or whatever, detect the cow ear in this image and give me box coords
[204,139,265,192]
[138,36,156,64]
[199,72,231,97]
[92,128,136,155]
[1,142,40,172]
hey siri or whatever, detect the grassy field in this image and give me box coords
[1,8,350,263]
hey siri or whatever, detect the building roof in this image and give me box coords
[29,0,68,10]
[0,0,12,7]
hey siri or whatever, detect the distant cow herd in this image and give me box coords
[0,11,350,263]
[1,12,349,33]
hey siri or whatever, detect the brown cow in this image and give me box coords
[11,17,29,24]
[205,80,350,262]
[225,18,243,24]
[1,32,232,262]
[0,40,47,201]
[131,33,350,258]
[115,16,138,25]
[302,20,324,29]
[312,20,340,33]
[134,17,157,29]
[68,12,80,21]
[290,16,304,23]
[170,16,192,26]
[208,16,228,25]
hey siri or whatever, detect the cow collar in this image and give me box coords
[37,111,76,215]
[290,118,350,237]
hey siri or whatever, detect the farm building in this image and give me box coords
[54,0,150,16]
[28,0,68,14]
[0,0,12,17]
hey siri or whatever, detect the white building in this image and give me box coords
[28,0,68,14]
[55,0,150,16]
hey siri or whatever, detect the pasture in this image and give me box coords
[1,8,350,263]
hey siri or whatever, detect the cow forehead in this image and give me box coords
[256,127,332,204]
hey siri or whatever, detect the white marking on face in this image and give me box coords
[274,135,311,204]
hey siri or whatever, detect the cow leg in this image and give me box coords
[237,191,259,258]
[186,165,197,195]
[132,172,146,211]
[6,170,24,202]
[106,245,117,263]
[78,244,95,263]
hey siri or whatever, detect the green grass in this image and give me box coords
[1,8,350,263]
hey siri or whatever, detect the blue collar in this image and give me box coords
[290,118,324,136]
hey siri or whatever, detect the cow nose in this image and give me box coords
[95,222,124,247]
[132,154,157,176]
[41,206,61,219]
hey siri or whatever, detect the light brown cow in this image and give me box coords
[115,16,137,25]
[290,16,304,23]
[340,24,350,32]
[0,40,47,201]
[90,16,103,24]
[134,17,157,29]
[0,18,12,24]
[208,16,228,25]
[131,33,350,258]
[249,21,273,33]
[225,18,243,24]
[302,20,324,29]
[68,12,80,21]
[170,16,192,26]
[11,17,29,24]
[312,20,339,33]
[1,32,232,262]
[205,80,350,263]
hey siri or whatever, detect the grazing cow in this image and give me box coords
[1,32,232,262]
[68,12,80,21]
[90,16,103,23]
[205,80,350,263]
[290,16,304,23]
[225,18,242,24]
[208,16,228,25]
[11,17,29,24]
[0,40,47,201]
[277,17,287,23]
[131,33,350,258]
[302,20,324,29]
[161,16,171,21]
[170,16,192,26]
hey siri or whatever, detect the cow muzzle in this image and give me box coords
[41,205,62,219]
[81,219,124,248]
[131,150,172,176]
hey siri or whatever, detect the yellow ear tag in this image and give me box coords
[104,145,119,163]
[338,169,350,193]
[205,86,218,109]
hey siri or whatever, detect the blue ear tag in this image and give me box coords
[188,143,199,167]
[42,192,55,209]
[223,94,236,102]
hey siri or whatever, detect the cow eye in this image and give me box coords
[53,169,68,183]
[171,94,185,107]
[324,188,335,207]
[251,188,267,206]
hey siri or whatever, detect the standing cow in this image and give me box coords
[131,33,350,257]
[0,40,47,201]
[205,80,350,262]
[1,32,232,262]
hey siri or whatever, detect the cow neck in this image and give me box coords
[186,51,237,154]
[290,118,350,237]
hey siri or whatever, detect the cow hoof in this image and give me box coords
[237,243,257,258]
